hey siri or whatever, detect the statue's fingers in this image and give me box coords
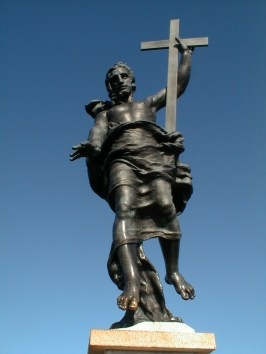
[80,141,93,147]
[175,37,184,47]
[175,37,189,51]
[69,155,78,161]
[70,150,80,157]
[72,144,82,150]
[70,155,82,161]
[69,151,82,161]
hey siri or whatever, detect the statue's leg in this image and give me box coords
[151,179,195,301]
[116,243,139,310]
[159,238,195,300]
[113,185,140,310]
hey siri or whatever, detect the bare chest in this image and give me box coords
[107,101,155,123]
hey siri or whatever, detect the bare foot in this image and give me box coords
[117,282,139,311]
[165,272,195,300]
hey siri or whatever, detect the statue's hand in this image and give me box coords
[69,141,101,161]
[175,37,194,54]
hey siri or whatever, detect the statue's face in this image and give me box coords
[108,67,133,99]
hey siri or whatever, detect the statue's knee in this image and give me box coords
[116,202,136,219]
[158,198,176,218]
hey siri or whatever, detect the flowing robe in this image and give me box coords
[85,102,193,326]
[87,119,192,250]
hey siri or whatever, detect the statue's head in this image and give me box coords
[105,62,136,101]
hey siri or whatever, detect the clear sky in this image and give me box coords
[1,1,265,353]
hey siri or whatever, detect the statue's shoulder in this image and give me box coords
[85,100,113,119]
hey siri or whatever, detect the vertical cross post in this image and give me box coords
[166,19,179,132]
[141,19,208,131]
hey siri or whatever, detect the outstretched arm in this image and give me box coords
[70,111,108,161]
[87,110,108,148]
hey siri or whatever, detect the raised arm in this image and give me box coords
[175,37,193,97]
[148,38,193,111]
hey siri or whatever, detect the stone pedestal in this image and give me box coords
[88,323,216,354]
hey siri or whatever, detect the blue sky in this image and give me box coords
[1,1,265,353]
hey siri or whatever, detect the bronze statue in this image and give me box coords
[70,21,208,327]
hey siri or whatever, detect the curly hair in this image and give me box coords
[105,62,136,101]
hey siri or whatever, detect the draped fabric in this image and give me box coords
[86,120,193,327]
[87,121,192,213]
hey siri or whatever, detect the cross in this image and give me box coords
[141,19,208,131]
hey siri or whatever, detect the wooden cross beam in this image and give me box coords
[141,19,208,131]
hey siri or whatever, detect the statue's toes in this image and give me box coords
[187,285,195,299]
[117,294,139,311]
[181,290,190,300]
[182,287,195,300]
[117,296,127,310]
[128,298,138,311]
[189,289,195,299]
